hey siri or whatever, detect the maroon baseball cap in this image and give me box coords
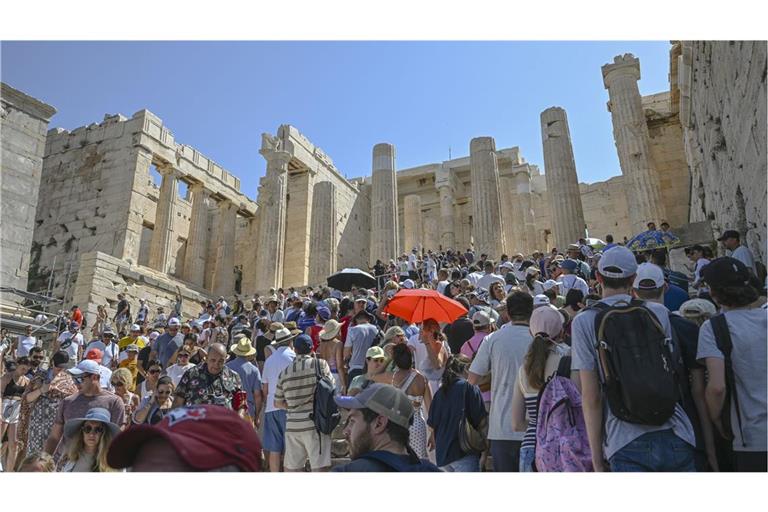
[107,405,261,471]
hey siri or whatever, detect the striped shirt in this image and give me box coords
[275,355,332,433]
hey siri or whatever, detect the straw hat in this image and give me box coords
[230,336,257,357]
[318,319,342,341]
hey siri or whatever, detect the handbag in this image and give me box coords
[458,383,489,454]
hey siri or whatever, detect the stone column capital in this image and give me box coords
[189,181,209,195]
[260,149,292,169]
[435,165,456,193]
[602,53,641,88]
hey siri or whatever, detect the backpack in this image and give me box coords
[357,450,442,472]
[310,357,341,440]
[534,356,593,472]
[592,299,679,425]
[709,314,745,448]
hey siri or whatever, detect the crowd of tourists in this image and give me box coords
[0,226,765,472]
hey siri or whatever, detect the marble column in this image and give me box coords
[513,167,537,255]
[212,199,237,297]
[308,181,337,284]
[501,176,524,254]
[403,194,423,253]
[470,137,505,257]
[182,183,210,287]
[148,167,178,274]
[435,164,456,250]
[602,54,667,234]
[254,149,292,292]
[369,143,399,264]
[541,107,587,251]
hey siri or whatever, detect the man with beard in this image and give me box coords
[333,384,441,472]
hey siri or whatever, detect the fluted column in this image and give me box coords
[148,167,178,273]
[541,107,587,250]
[435,164,456,250]
[470,137,505,257]
[500,176,522,254]
[369,143,399,264]
[254,149,292,291]
[602,54,667,233]
[212,199,237,297]
[308,181,337,284]
[182,183,210,287]
[512,168,537,255]
[403,194,423,252]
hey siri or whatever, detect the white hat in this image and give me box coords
[598,246,638,278]
[500,261,515,270]
[679,298,717,318]
[633,263,665,290]
[471,310,491,328]
[130,324,141,332]
[533,294,551,307]
[526,266,540,276]
[402,279,415,289]
[542,279,559,291]
[168,317,181,327]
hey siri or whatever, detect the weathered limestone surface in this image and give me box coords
[679,41,767,262]
[212,199,237,297]
[147,167,178,274]
[470,137,505,257]
[308,180,337,285]
[0,83,56,296]
[182,183,210,287]
[603,54,667,233]
[434,164,456,250]
[403,194,423,253]
[370,143,399,264]
[579,176,633,243]
[254,146,291,292]
[541,107,587,249]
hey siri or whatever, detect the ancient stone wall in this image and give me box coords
[679,40,767,262]
[579,176,633,243]
[0,83,56,297]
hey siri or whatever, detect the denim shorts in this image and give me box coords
[262,410,287,453]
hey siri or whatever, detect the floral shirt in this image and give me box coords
[174,363,242,409]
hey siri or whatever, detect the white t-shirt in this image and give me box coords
[436,280,449,294]
[16,336,38,357]
[57,331,84,360]
[477,273,505,291]
[407,254,417,272]
[729,246,757,275]
[261,346,296,413]
[693,258,711,293]
[466,271,484,286]
[557,274,589,298]
[166,363,196,387]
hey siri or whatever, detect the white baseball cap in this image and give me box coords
[542,279,559,291]
[168,317,181,327]
[533,294,551,307]
[471,310,491,328]
[598,246,638,278]
[633,263,666,290]
[402,279,415,289]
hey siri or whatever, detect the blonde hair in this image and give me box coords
[111,368,133,388]
[19,452,55,472]
[66,423,116,472]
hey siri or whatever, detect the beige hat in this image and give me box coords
[273,328,296,346]
[318,319,342,340]
[383,325,405,342]
[230,337,257,357]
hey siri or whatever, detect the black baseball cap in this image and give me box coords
[701,257,751,288]
[717,230,740,241]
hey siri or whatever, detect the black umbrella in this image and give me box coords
[327,268,377,291]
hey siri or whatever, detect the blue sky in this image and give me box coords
[2,41,671,197]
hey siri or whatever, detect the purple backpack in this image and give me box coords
[534,356,593,472]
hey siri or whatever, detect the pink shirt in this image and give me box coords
[460,331,492,402]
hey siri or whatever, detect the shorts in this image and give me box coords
[284,430,331,470]
[262,410,287,453]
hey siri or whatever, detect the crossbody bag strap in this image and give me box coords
[710,314,745,447]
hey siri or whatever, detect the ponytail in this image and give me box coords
[523,333,552,390]
[441,354,471,390]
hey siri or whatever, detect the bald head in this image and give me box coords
[207,343,227,374]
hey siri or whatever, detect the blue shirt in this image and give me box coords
[664,284,689,312]
[226,357,262,417]
[156,332,185,368]
[427,379,487,467]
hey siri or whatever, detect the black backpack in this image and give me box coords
[709,314,746,448]
[310,357,341,439]
[593,299,679,426]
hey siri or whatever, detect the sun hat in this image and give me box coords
[365,346,386,360]
[272,327,296,346]
[334,384,413,429]
[529,305,564,339]
[526,266,540,276]
[318,319,342,340]
[230,337,257,357]
[63,407,121,440]
[107,405,261,471]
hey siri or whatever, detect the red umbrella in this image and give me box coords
[382,289,468,324]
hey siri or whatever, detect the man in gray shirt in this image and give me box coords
[572,246,695,472]
[344,310,379,383]
[697,257,767,471]
[152,317,185,368]
[468,290,533,472]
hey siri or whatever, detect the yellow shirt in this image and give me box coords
[118,335,147,351]
[118,359,139,392]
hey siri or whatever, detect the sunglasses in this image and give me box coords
[71,375,86,384]
[32,356,44,361]
[149,369,161,374]
[110,381,125,387]
[178,353,190,357]
[82,425,104,434]
[366,357,385,362]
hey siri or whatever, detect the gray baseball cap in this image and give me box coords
[334,384,413,429]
